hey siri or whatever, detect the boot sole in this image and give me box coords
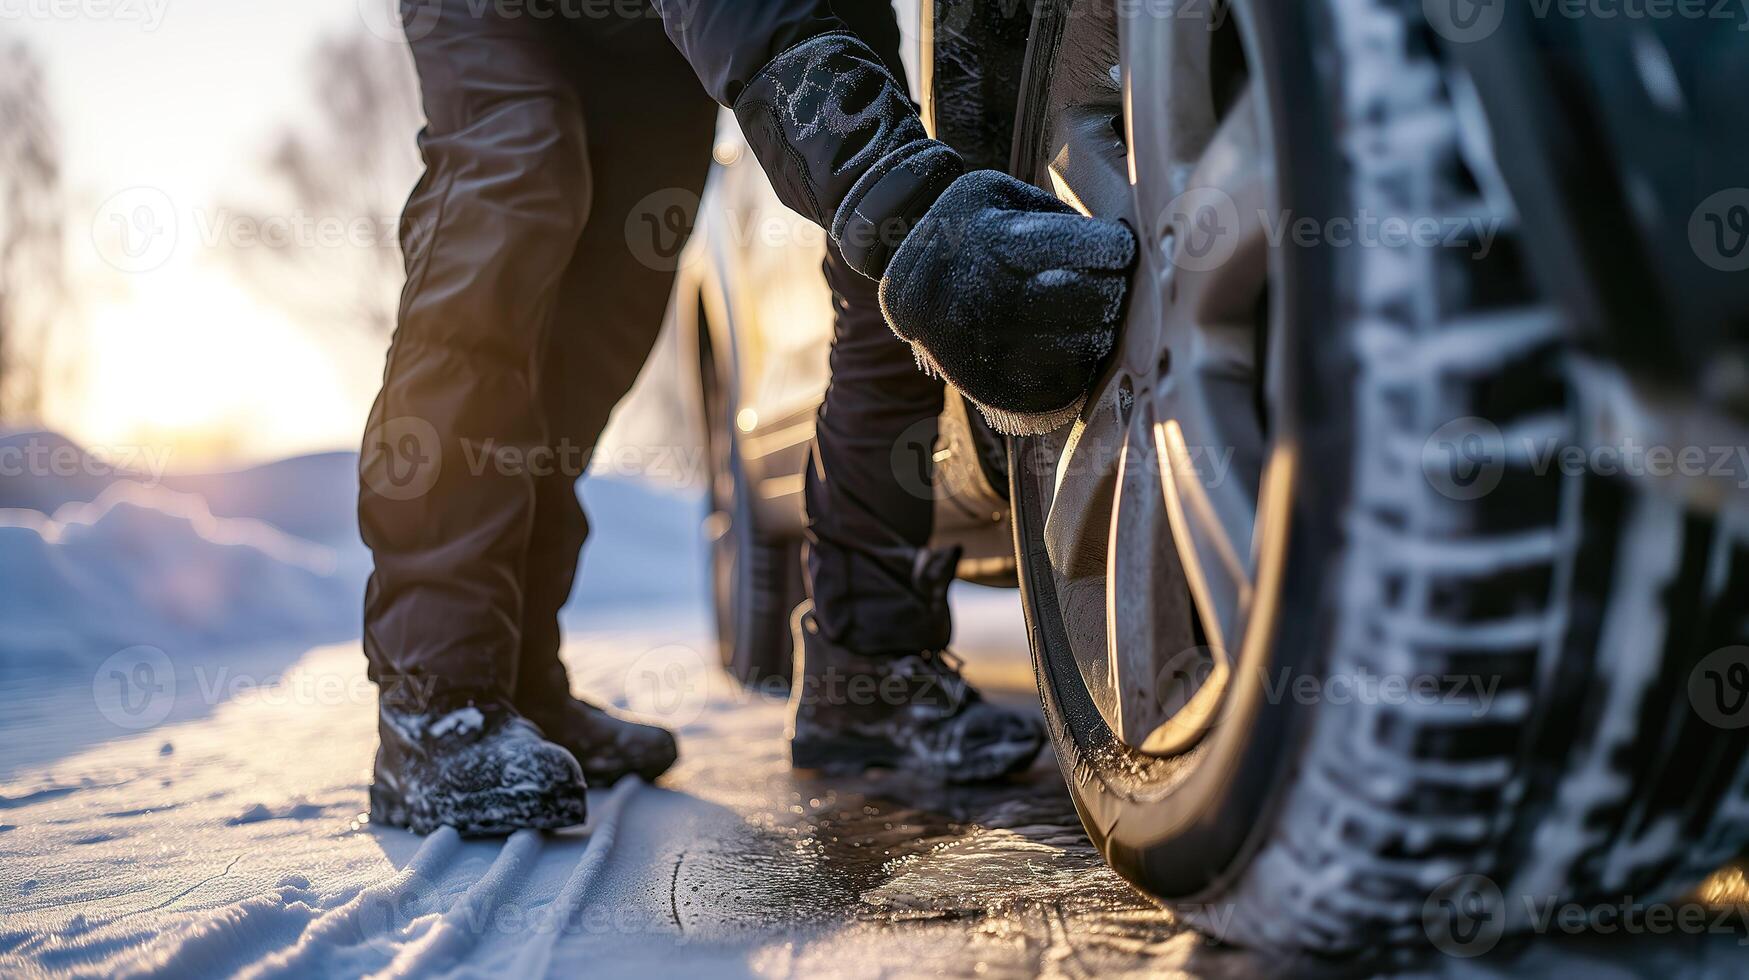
[790,731,1043,783]
[370,781,589,836]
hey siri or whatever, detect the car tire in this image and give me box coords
[699,325,802,690]
[1010,0,1749,954]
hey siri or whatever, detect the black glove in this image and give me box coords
[734,33,1135,434]
[880,171,1136,435]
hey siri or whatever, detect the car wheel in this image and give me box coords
[699,325,802,690]
[1010,0,1749,953]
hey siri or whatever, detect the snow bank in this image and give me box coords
[0,478,363,673]
[0,430,707,679]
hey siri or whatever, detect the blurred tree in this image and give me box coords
[0,41,66,420]
[227,31,421,340]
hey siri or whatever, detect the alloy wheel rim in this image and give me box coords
[1025,0,1285,755]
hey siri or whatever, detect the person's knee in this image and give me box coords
[424,95,592,238]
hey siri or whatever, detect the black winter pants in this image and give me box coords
[360,1,947,703]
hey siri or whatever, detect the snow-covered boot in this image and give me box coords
[787,550,1046,782]
[518,695,679,786]
[371,692,589,835]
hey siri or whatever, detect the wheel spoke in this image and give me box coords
[1155,418,1253,655]
[1040,379,1132,722]
[1027,0,1281,758]
[1165,86,1271,330]
[1106,411,1209,751]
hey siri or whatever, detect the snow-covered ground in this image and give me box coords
[0,434,1184,978]
[3,435,1745,978]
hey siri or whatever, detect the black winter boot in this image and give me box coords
[518,695,679,787]
[787,547,1046,783]
[371,692,589,835]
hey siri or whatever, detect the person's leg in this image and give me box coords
[804,241,950,653]
[789,0,1045,781]
[359,0,593,832]
[792,226,1042,785]
[508,11,717,782]
[800,0,947,655]
[361,2,593,699]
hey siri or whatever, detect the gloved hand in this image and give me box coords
[879,170,1137,435]
[731,33,1136,434]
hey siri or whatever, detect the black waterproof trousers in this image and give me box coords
[360,1,948,702]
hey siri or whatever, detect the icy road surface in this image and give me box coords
[0,596,1228,978]
[6,600,1746,978]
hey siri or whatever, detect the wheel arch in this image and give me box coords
[922,0,1035,173]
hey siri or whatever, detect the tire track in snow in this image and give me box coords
[86,779,641,980]
[373,829,545,976]
[230,780,637,979]
[240,825,464,978]
[507,779,639,979]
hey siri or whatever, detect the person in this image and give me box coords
[360,0,1136,834]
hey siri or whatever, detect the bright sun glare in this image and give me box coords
[72,270,360,468]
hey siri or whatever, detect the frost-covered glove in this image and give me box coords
[733,33,1135,434]
[879,171,1136,435]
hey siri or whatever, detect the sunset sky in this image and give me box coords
[10,1,921,470]
[12,0,425,465]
